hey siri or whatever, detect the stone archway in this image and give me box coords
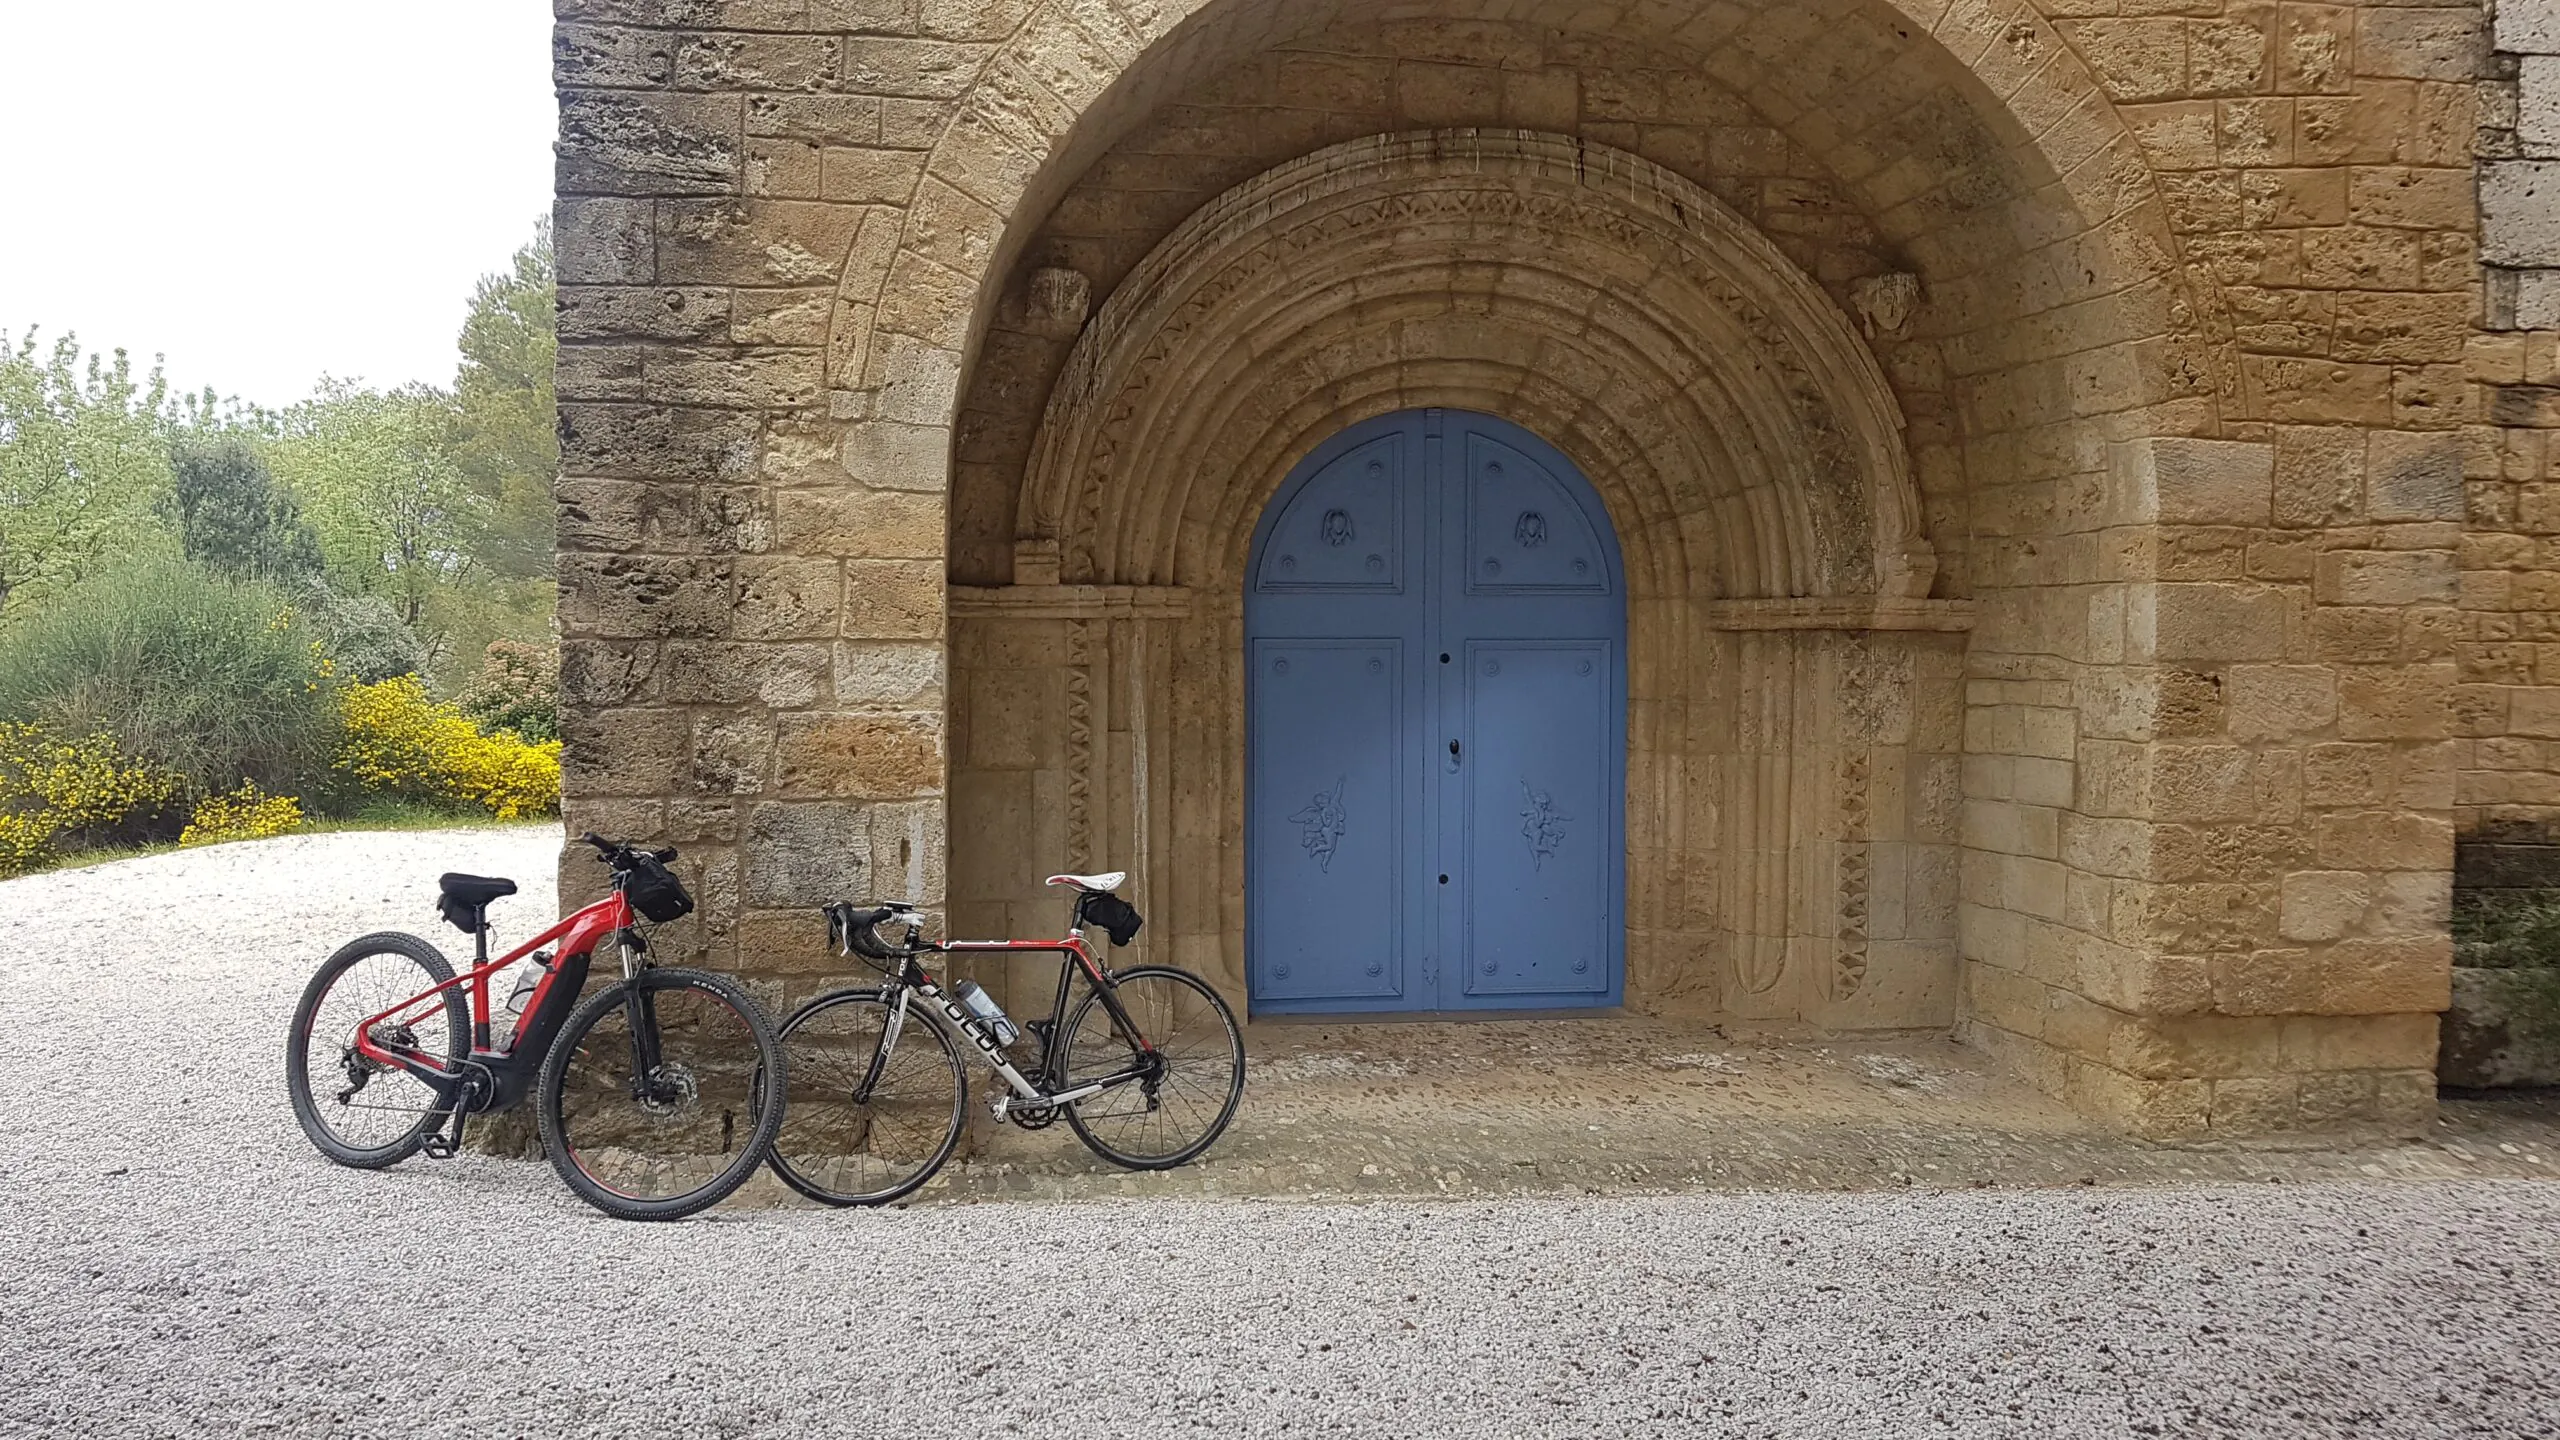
[947,132,1972,1027]
[553,0,2482,1138]
[1016,131,1933,602]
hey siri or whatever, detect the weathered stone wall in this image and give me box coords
[2463,0,2560,889]
[552,0,2536,1137]
[1944,2,2484,1134]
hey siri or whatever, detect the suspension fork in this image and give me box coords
[617,934,665,1098]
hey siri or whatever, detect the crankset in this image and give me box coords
[419,1064,494,1159]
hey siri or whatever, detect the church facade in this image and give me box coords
[554,0,2560,1135]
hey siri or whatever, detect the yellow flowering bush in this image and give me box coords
[179,782,305,846]
[334,677,562,820]
[0,725,182,876]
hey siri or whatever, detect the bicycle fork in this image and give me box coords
[618,937,667,1102]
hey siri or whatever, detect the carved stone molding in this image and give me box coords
[948,585,1197,620]
[1065,617,1093,872]
[1017,130,1932,602]
[1703,598,1977,632]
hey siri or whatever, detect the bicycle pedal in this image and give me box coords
[420,1109,468,1160]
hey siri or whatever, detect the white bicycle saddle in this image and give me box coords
[1044,870,1127,892]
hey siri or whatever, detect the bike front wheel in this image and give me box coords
[1060,966,1244,1170]
[536,968,785,1221]
[764,987,967,1207]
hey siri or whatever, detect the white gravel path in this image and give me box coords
[5,829,2560,1439]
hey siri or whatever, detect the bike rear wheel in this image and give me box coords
[1060,966,1245,1170]
[536,968,785,1221]
[286,932,468,1169]
[764,988,967,1206]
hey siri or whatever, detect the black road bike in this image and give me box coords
[763,871,1245,1206]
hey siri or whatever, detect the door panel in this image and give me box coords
[1462,432,1609,595]
[1253,432,1406,594]
[1458,641,1614,998]
[1247,409,1622,1014]
[1248,640,1407,1002]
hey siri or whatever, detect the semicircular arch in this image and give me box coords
[1020,130,1930,601]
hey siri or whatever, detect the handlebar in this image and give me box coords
[824,899,929,963]
[579,832,678,870]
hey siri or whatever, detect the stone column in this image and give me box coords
[553,8,955,998]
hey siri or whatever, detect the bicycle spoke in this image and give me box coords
[1062,969,1243,1169]
[769,991,965,1206]
[295,948,462,1155]
[551,981,766,1206]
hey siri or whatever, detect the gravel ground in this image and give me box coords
[6,829,2560,1439]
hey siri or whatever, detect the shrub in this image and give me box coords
[455,639,559,742]
[303,587,427,683]
[179,781,304,847]
[0,725,181,875]
[0,556,334,796]
[334,676,560,820]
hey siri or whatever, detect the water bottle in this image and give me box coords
[952,979,1018,1047]
[502,954,549,1047]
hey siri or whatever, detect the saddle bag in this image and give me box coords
[623,853,696,923]
[436,894,483,934]
[1083,892,1143,947]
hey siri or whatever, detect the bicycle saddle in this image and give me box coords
[438,873,518,907]
[1044,871,1126,893]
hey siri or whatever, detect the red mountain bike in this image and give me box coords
[762,871,1245,1206]
[284,834,786,1221]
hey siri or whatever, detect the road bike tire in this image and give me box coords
[536,967,786,1221]
[1061,965,1245,1171]
[286,931,469,1169]
[762,987,968,1207]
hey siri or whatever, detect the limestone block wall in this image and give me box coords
[550,0,2533,1136]
[1947,2,2486,1133]
[2462,0,2560,892]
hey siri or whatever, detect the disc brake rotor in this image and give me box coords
[636,1064,701,1125]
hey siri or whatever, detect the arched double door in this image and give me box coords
[1245,409,1627,1013]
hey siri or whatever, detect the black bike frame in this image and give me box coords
[879,921,1157,1111]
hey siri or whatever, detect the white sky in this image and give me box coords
[0,0,556,409]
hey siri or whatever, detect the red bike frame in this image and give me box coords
[351,891,630,1095]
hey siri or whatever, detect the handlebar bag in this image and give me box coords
[624,854,696,923]
[1083,892,1143,947]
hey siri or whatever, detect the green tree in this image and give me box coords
[268,379,487,650]
[449,220,557,584]
[165,435,325,585]
[0,332,177,618]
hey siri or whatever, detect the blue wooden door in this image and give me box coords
[1247,410,1625,1013]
